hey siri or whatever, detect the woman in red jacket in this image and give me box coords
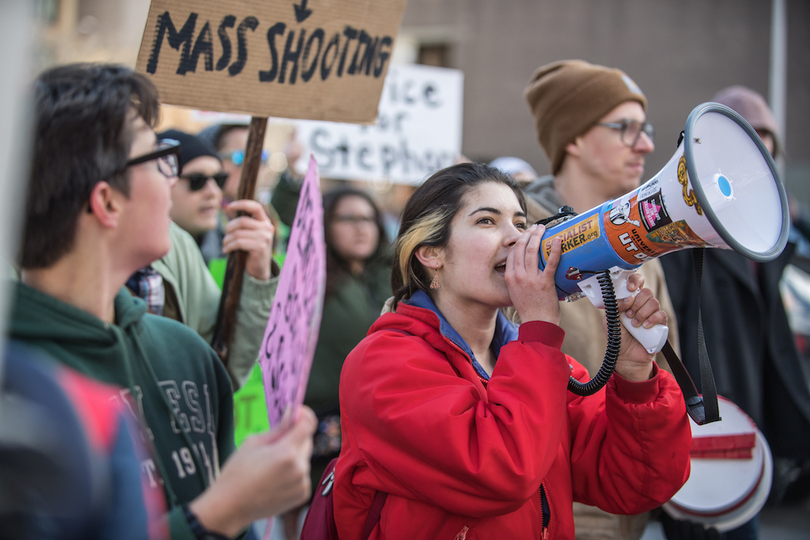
[333,162,691,539]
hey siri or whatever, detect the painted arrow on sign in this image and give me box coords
[293,0,312,22]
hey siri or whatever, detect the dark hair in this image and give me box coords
[322,186,388,298]
[21,63,160,269]
[199,123,249,152]
[391,162,526,308]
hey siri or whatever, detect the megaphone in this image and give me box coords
[539,102,790,394]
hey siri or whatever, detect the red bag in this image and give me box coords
[300,458,386,540]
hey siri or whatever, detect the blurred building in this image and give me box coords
[395,0,809,208]
[34,0,810,207]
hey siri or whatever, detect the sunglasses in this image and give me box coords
[220,149,269,166]
[179,172,228,191]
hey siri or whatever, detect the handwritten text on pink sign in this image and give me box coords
[260,156,325,428]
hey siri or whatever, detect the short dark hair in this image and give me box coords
[21,63,160,269]
[198,123,249,152]
[391,162,526,308]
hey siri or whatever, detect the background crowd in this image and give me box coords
[1,2,809,540]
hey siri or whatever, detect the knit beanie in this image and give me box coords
[524,60,647,174]
[157,129,221,172]
[711,85,780,158]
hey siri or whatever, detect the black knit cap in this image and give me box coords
[157,129,221,173]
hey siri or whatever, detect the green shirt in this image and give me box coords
[305,260,392,410]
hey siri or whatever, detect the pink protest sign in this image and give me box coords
[260,156,326,429]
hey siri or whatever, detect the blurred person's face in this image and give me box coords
[567,101,654,200]
[170,156,224,237]
[218,127,249,201]
[329,195,379,271]
[118,115,177,268]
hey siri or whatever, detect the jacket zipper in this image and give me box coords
[442,335,490,387]
[539,483,550,540]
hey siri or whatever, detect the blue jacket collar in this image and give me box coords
[403,290,519,380]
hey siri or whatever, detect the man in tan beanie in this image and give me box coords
[522,59,680,540]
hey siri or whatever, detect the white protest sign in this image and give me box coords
[259,156,325,428]
[293,63,463,185]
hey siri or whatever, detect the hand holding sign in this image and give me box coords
[260,156,326,430]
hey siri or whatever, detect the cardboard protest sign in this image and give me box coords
[136,0,408,123]
[294,63,464,184]
[259,156,325,428]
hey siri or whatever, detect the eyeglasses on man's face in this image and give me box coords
[179,172,228,192]
[596,120,655,148]
[220,149,269,167]
[88,139,180,214]
[126,138,181,178]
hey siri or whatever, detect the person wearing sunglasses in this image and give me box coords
[520,60,680,540]
[198,123,269,204]
[157,129,227,240]
[147,129,278,391]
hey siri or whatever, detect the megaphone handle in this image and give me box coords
[610,270,669,354]
[620,312,669,355]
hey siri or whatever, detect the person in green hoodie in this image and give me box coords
[9,63,316,540]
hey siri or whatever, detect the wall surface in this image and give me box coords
[400,0,810,206]
[36,0,810,206]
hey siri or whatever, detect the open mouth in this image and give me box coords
[495,261,507,274]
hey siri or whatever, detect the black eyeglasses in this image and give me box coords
[179,172,228,191]
[596,120,654,147]
[125,138,181,178]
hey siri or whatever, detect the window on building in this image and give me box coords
[418,43,450,68]
[34,0,60,25]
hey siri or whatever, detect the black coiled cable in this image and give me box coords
[567,270,622,396]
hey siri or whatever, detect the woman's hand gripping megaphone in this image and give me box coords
[578,267,669,355]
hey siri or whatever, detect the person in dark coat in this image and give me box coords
[660,85,810,539]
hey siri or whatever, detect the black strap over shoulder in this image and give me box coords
[661,249,720,425]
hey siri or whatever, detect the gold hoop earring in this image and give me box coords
[430,267,440,290]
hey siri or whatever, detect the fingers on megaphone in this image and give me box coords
[623,287,664,329]
[524,224,544,271]
[544,235,563,275]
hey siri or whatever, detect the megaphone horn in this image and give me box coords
[539,102,790,394]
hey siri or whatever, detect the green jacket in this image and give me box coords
[272,174,393,409]
[305,259,392,410]
[8,282,236,540]
[153,222,278,391]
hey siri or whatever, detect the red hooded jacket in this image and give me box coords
[334,292,691,539]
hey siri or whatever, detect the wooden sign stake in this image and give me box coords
[211,116,268,365]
